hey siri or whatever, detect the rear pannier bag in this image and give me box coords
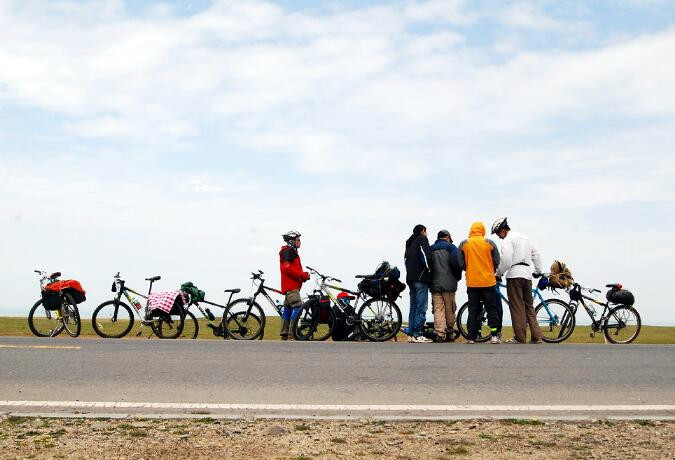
[357,262,406,301]
[548,261,573,289]
[41,290,62,310]
[606,288,635,306]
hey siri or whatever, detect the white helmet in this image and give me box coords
[491,217,509,234]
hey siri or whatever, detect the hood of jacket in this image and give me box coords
[406,233,423,248]
[469,222,486,238]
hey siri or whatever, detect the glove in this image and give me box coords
[533,273,542,278]
[496,276,503,284]
[303,272,310,281]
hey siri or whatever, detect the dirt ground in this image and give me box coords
[0,416,672,459]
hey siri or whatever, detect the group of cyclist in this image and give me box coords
[277,217,544,344]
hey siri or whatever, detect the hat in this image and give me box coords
[437,229,451,239]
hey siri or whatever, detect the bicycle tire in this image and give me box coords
[456,302,491,342]
[358,298,402,342]
[603,305,641,344]
[292,301,335,341]
[535,298,575,343]
[181,310,199,339]
[91,300,135,338]
[151,308,185,339]
[61,293,81,338]
[223,298,266,340]
[28,299,64,338]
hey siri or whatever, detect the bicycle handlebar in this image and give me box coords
[306,266,341,283]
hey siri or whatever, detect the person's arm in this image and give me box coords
[281,249,307,281]
[496,239,510,278]
[531,240,543,275]
[489,240,501,273]
[457,241,466,271]
[420,236,431,272]
[449,245,462,280]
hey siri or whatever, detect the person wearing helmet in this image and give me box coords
[457,222,502,344]
[492,218,543,344]
[279,231,310,340]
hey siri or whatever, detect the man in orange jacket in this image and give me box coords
[457,222,502,344]
[279,231,310,340]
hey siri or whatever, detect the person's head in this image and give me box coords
[282,230,302,249]
[413,224,427,237]
[491,217,510,239]
[437,229,452,243]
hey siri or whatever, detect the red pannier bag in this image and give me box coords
[44,279,87,304]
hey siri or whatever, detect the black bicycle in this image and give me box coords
[291,266,402,342]
[221,270,285,340]
[181,288,242,339]
[559,282,641,344]
[91,273,185,339]
[28,270,83,338]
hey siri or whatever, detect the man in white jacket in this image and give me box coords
[492,218,543,344]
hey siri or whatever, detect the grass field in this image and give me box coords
[2,316,673,343]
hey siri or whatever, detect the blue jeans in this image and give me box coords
[408,282,429,336]
[281,306,301,322]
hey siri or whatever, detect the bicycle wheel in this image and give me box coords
[535,299,575,343]
[181,310,199,339]
[358,298,402,342]
[28,299,64,338]
[151,309,185,339]
[456,302,491,342]
[292,301,335,341]
[92,300,135,338]
[61,293,81,338]
[223,299,266,340]
[603,305,641,344]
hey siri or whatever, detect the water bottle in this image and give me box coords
[205,308,215,321]
[129,295,142,311]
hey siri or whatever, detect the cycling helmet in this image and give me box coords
[282,231,301,248]
[491,217,509,234]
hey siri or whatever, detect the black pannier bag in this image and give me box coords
[63,288,86,304]
[303,295,332,323]
[41,290,62,310]
[606,288,635,306]
[357,262,406,301]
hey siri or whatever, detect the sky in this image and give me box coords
[1,0,674,326]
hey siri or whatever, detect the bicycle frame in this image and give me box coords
[569,290,613,331]
[496,282,558,325]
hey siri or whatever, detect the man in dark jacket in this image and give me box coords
[279,231,310,340]
[404,224,432,343]
[429,230,461,342]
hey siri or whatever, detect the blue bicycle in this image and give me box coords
[456,277,573,343]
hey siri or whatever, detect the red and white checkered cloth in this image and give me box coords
[147,290,186,314]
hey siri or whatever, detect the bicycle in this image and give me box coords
[456,278,573,343]
[91,273,185,339]
[181,288,242,339]
[291,266,402,342]
[560,282,641,344]
[28,270,82,338]
[221,270,285,340]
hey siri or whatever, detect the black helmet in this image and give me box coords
[491,217,509,234]
[282,231,301,245]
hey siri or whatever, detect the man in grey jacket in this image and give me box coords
[429,230,462,342]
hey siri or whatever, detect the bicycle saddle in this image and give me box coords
[145,276,161,282]
[223,288,241,294]
[605,283,622,289]
[50,272,61,279]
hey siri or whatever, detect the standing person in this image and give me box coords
[429,230,462,342]
[404,224,433,343]
[492,218,544,344]
[279,231,310,340]
[457,222,502,344]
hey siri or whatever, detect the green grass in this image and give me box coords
[2,316,673,343]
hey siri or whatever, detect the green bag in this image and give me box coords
[180,281,206,302]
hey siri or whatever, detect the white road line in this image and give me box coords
[0,345,81,350]
[0,401,673,412]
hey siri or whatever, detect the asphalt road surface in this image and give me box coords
[1,337,673,418]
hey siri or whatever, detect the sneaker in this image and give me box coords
[490,335,501,344]
[504,338,520,344]
[407,336,416,343]
[433,335,445,343]
[413,335,433,343]
[466,340,476,344]
[531,339,543,344]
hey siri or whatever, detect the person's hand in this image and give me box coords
[496,275,503,283]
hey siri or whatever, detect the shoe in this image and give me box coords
[504,338,520,344]
[413,335,433,343]
[531,339,543,344]
[407,336,416,343]
[466,340,476,344]
[280,334,288,341]
[490,336,501,344]
[433,335,445,343]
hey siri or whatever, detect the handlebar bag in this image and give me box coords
[606,288,634,306]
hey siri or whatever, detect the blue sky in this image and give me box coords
[1,0,674,325]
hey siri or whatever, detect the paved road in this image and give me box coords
[1,337,673,418]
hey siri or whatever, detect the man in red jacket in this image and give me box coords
[279,231,310,340]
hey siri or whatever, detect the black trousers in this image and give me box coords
[467,286,501,339]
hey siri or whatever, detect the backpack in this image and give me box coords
[180,281,206,303]
[357,262,406,301]
[548,261,573,289]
